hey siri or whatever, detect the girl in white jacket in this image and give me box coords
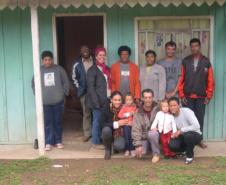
[151,100,177,158]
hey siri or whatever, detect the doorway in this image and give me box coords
[55,15,105,146]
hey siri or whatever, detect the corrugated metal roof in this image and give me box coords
[0,0,226,10]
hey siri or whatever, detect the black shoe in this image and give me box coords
[164,156,170,159]
[104,149,111,160]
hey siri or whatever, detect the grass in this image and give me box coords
[0,157,226,185]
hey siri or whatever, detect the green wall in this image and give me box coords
[39,4,226,141]
[0,4,225,144]
[0,8,36,144]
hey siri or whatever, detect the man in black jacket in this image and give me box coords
[72,46,94,142]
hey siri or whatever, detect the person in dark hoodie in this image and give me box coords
[72,46,94,142]
[32,51,70,151]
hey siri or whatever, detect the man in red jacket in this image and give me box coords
[178,38,215,148]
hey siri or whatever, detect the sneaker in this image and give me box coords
[131,150,136,158]
[124,151,130,157]
[45,144,52,151]
[152,155,160,163]
[56,143,64,149]
[185,157,193,165]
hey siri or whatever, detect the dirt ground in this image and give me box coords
[1,157,226,185]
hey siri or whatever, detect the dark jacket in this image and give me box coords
[178,55,215,99]
[72,57,94,97]
[86,65,108,109]
[99,101,114,129]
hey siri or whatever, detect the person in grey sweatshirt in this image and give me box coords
[168,97,202,165]
[140,50,166,102]
[32,51,70,151]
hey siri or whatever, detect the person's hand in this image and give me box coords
[151,128,158,132]
[172,130,182,138]
[118,119,129,126]
[135,146,143,158]
[181,97,188,105]
[204,97,210,105]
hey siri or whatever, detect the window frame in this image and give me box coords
[134,16,214,66]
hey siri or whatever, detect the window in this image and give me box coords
[136,18,211,65]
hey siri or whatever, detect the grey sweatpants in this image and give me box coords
[142,130,160,155]
[80,95,91,137]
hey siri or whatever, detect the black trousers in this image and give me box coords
[102,126,125,152]
[169,131,202,158]
[183,97,206,139]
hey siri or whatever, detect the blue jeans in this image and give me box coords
[43,101,64,145]
[91,109,102,145]
[123,125,135,151]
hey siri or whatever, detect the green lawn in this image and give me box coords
[0,157,226,185]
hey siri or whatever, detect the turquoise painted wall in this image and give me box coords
[38,4,226,141]
[0,4,225,144]
[0,8,36,144]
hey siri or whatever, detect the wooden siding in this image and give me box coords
[0,4,225,143]
[0,8,36,144]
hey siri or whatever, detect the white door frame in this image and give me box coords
[134,16,214,65]
[52,13,107,64]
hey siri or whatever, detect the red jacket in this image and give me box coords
[110,61,141,99]
[118,104,137,126]
[178,54,215,99]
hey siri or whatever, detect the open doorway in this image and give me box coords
[55,15,105,146]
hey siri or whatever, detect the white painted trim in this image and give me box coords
[52,13,107,64]
[30,7,45,156]
[134,16,214,65]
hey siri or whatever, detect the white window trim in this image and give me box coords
[134,16,214,66]
[52,13,108,64]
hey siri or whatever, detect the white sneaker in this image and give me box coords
[45,144,52,151]
[56,143,64,149]
[185,158,193,164]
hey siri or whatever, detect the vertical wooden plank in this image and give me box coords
[0,10,9,142]
[38,7,54,54]
[3,8,26,142]
[223,4,226,140]
[21,8,37,142]
[31,7,45,155]
[212,5,225,140]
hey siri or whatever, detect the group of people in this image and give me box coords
[33,38,214,165]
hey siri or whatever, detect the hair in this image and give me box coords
[124,92,134,101]
[41,51,53,59]
[145,50,157,58]
[141,89,154,97]
[110,91,123,99]
[190,38,201,46]
[165,41,177,49]
[159,99,169,111]
[168,97,180,105]
[118,45,131,56]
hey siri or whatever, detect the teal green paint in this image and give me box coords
[0,11,8,142]
[0,8,36,144]
[0,4,225,143]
